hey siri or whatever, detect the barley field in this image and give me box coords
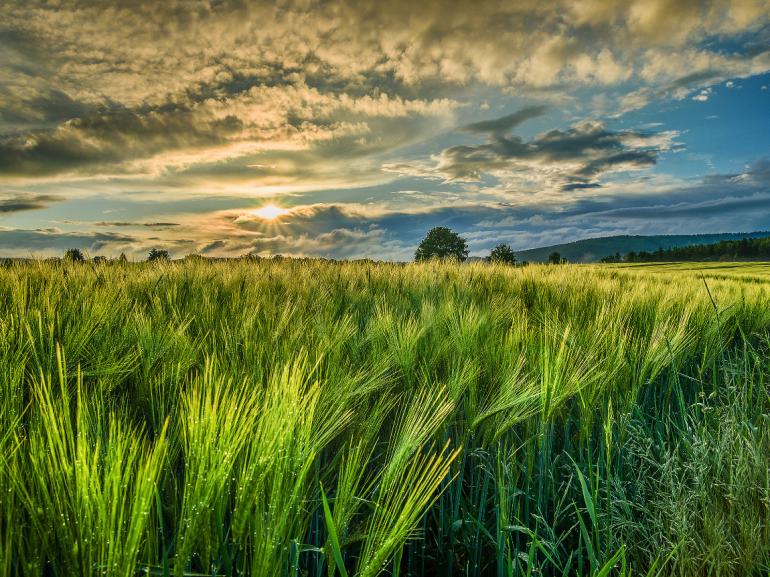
[0,260,768,577]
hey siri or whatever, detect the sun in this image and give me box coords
[252,204,289,220]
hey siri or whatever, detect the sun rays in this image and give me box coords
[251,204,290,221]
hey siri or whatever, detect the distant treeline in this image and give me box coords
[601,236,770,263]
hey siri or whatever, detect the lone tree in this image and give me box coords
[415,227,469,262]
[548,251,562,265]
[487,243,516,265]
[147,248,170,262]
[63,248,85,263]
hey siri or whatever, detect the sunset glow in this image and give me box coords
[252,205,290,221]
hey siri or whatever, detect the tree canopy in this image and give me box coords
[415,227,469,262]
[600,236,770,262]
[148,248,170,261]
[63,248,85,262]
[548,251,562,264]
[487,243,516,265]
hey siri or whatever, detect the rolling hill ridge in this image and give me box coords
[511,232,770,263]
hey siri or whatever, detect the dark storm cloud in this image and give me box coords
[0,193,60,213]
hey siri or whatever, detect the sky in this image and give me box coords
[1,0,770,260]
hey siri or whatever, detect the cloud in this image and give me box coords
[0,106,240,176]
[0,1,769,259]
[588,192,770,219]
[2,2,768,147]
[0,0,765,210]
[0,80,458,185]
[0,193,60,213]
[93,221,181,228]
[692,87,712,101]
[242,226,393,259]
[176,204,406,259]
[468,157,770,247]
[618,49,770,112]
[3,155,770,260]
[253,160,770,255]
[749,157,770,182]
[461,106,548,134]
[221,157,770,259]
[0,89,96,132]
[0,228,138,257]
[433,112,678,189]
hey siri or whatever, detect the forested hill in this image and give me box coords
[514,232,770,263]
[601,235,770,262]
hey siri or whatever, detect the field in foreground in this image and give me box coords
[1,260,769,577]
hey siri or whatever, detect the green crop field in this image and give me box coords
[609,261,770,281]
[1,260,768,577]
